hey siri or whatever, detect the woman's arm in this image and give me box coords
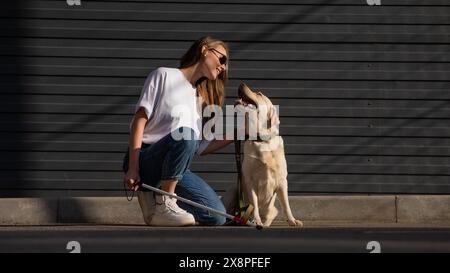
[199,139,234,156]
[199,120,248,156]
[124,107,148,190]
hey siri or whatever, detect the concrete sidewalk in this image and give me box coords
[1,195,450,227]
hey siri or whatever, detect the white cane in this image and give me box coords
[140,183,262,229]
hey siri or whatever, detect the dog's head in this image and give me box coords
[235,83,279,140]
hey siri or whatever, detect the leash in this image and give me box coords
[235,139,243,207]
[234,140,254,222]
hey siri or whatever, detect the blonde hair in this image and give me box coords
[179,36,229,109]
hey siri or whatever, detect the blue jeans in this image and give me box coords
[123,127,226,225]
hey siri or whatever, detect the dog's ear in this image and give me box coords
[258,104,279,141]
[268,105,280,137]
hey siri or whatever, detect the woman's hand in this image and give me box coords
[124,169,140,191]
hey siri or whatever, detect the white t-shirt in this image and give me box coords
[133,67,211,153]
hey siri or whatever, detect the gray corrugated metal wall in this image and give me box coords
[0,0,449,197]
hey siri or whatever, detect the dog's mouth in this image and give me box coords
[236,83,257,109]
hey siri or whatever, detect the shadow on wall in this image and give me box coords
[0,2,26,197]
[0,2,93,223]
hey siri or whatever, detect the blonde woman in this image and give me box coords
[123,36,234,226]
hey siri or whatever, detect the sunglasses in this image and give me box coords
[209,48,228,65]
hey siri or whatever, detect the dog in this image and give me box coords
[234,83,303,227]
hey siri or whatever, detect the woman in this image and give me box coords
[123,36,234,226]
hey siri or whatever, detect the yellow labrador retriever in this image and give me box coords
[235,83,303,227]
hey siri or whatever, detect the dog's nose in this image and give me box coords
[238,83,244,96]
[238,82,248,97]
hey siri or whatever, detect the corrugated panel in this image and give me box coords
[1,152,449,176]
[0,0,449,196]
[1,57,450,81]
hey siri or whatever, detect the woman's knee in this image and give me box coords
[176,169,226,225]
[212,214,227,225]
[198,212,226,226]
[199,201,227,225]
[179,139,198,155]
[171,127,199,154]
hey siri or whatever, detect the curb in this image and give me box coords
[1,195,450,226]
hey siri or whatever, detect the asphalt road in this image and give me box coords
[0,225,449,253]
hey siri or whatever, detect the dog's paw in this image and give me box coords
[254,218,263,227]
[288,218,304,227]
[263,219,274,227]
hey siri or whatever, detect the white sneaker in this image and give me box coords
[137,191,156,225]
[150,194,196,226]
